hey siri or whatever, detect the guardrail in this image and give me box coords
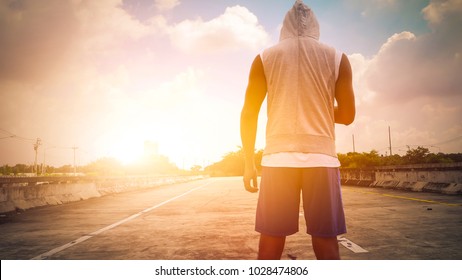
[340,162,462,194]
[0,175,206,214]
[0,175,202,187]
[0,176,84,187]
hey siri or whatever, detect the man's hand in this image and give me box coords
[243,164,259,193]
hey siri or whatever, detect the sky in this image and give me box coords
[0,0,461,169]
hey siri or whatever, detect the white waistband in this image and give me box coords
[262,152,340,168]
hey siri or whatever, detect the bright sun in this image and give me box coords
[107,139,144,165]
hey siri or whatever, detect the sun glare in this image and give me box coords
[107,139,144,165]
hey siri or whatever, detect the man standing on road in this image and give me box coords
[240,0,355,260]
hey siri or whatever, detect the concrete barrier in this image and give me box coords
[0,175,205,214]
[340,163,462,195]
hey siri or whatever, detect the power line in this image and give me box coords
[357,140,461,155]
[1,127,83,168]
[0,127,77,147]
[0,128,35,142]
[0,128,17,140]
[0,128,15,136]
[397,136,462,153]
[431,135,462,146]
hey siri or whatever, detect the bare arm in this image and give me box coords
[240,55,267,193]
[335,54,356,125]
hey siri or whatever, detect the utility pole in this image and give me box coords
[352,134,356,153]
[33,138,42,176]
[42,148,46,175]
[72,146,78,176]
[388,126,393,156]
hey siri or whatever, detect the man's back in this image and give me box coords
[260,2,340,158]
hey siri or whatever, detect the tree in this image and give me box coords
[204,147,264,177]
[81,158,123,176]
[338,150,382,168]
[382,154,403,166]
[404,146,430,164]
[205,148,244,176]
[190,165,202,173]
[13,164,31,175]
[0,164,12,175]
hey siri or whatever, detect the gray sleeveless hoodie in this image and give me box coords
[261,0,338,157]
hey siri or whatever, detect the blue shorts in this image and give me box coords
[255,167,346,237]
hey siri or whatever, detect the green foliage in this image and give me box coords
[338,146,459,168]
[0,164,12,175]
[190,165,203,173]
[205,146,459,175]
[0,155,180,176]
[0,164,33,175]
[1,146,461,176]
[404,146,430,164]
[205,148,243,177]
[204,147,263,177]
[81,157,124,176]
[338,150,381,168]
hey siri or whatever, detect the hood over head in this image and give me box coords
[279,0,320,41]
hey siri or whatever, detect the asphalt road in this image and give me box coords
[1,177,461,260]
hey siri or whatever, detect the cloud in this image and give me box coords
[337,0,462,154]
[362,0,462,104]
[71,0,157,50]
[422,0,462,25]
[1,0,460,166]
[347,53,376,106]
[0,0,79,82]
[0,0,161,165]
[154,0,180,12]
[0,0,159,84]
[0,0,267,166]
[168,5,270,53]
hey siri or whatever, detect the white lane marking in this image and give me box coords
[338,237,368,253]
[31,180,214,260]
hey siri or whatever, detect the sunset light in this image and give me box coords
[106,139,144,165]
[1,1,462,271]
[0,0,461,170]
